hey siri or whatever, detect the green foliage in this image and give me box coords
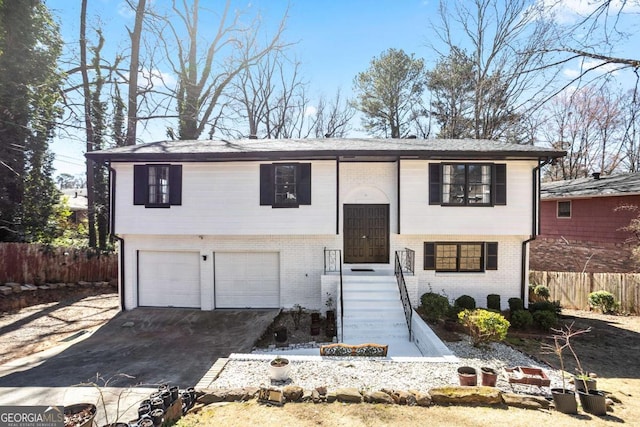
[0,1,63,242]
[510,309,533,330]
[533,284,550,301]
[588,291,619,314]
[486,294,501,311]
[426,47,475,139]
[458,309,510,347]
[353,48,428,138]
[532,310,558,330]
[419,292,451,322]
[529,300,561,315]
[455,295,476,310]
[508,297,524,313]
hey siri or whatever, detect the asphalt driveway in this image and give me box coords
[0,307,279,388]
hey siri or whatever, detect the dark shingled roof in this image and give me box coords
[541,172,640,199]
[85,138,565,162]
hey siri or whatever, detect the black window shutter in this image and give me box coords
[424,242,436,270]
[260,164,274,205]
[298,163,312,205]
[494,164,507,205]
[133,165,148,205]
[486,242,498,270]
[429,164,442,205]
[169,165,182,205]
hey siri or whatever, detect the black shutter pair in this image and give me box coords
[260,163,311,207]
[423,242,499,270]
[133,164,182,206]
[428,163,507,205]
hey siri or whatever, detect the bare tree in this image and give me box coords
[313,90,355,138]
[430,0,558,140]
[159,0,287,141]
[124,0,147,146]
[620,89,640,172]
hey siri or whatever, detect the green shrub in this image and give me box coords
[487,294,501,311]
[533,284,551,301]
[455,295,476,310]
[458,309,510,347]
[447,304,464,320]
[588,290,619,314]
[529,300,561,315]
[510,309,533,329]
[419,292,451,322]
[532,310,558,330]
[508,297,524,313]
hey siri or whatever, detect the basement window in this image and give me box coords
[557,201,571,218]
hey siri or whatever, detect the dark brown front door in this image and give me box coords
[343,204,389,263]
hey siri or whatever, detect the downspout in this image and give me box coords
[108,163,126,311]
[521,157,553,303]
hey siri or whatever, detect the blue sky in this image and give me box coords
[45,0,640,176]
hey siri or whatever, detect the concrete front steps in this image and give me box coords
[339,270,422,357]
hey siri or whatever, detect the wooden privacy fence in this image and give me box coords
[0,242,117,284]
[530,270,640,314]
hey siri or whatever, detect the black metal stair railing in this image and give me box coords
[394,251,413,340]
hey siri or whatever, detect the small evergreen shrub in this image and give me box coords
[419,292,451,322]
[533,284,551,301]
[510,309,533,329]
[588,290,619,314]
[458,309,510,347]
[529,300,561,315]
[455,295,476,310]
[508,297,524,313]
[487,294,501,311]
[533,310,558,330]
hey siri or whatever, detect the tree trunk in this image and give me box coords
[125,0,146,146]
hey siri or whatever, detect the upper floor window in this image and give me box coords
[260,163,311,208]
[134,164,182,208]
[429,163,506,206]
[557,200,571,218]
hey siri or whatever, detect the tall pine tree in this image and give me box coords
[0,0,62,242]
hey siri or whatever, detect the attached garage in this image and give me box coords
[214,252,280,308]
[138,251,201,308]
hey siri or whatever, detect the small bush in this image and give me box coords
[487,294,501,311]
[447,304,464,320]
[419,292,451,322]
[508,297,524,313]
[455,295,476,310]
[458,309,510,347]
[588,290,619,314]
[533,284,551,301]
[533,310,558,330]
[529,300,561,315]
[510,309,534,329]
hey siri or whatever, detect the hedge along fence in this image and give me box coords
[529,270,640,314]
[0,242,117,284]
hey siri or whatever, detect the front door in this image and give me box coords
[343,204,389,263]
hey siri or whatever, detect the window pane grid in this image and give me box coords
[442,164,492,205]
[148,166,169,205]
[435,243,483,272]
[274,165,297,205]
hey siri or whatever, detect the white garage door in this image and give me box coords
[214,252,280,308]
[138,251,201,308]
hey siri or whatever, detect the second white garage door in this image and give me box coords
[214,252,280,308]
[138,251,201,308]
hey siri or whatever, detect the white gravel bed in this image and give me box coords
[211,337,564,395]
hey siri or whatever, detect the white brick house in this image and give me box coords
[87,138,564,312]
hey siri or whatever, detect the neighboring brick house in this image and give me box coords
[531,172,640,273]
[86,138,563,311]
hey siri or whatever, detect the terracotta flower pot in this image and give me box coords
[457,366,477,386]
[480,366,498,387]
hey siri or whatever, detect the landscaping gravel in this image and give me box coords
[211,337,564,395]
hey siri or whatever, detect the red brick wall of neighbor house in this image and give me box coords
[540,195,640,245]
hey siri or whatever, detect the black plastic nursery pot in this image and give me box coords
[574,376,597,392]
[551,388,578,414]
[578,390,607,415]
